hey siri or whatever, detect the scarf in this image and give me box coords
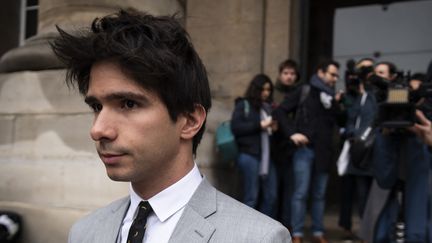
[259,103,272,176]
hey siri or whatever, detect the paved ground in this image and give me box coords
[295,209,362,243]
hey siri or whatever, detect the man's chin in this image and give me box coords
[105,172,130,182]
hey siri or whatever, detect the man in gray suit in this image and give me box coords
[51,9,291,243]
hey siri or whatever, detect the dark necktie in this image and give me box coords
[127,201,152,243]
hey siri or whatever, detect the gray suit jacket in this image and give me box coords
[68,179,291,243]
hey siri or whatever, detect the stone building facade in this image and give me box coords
[0,1,300,242]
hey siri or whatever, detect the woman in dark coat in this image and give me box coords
[231,74,278,217]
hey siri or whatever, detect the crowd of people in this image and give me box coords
[231,58,432,243]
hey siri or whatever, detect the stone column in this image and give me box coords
[263,0,292,80]
[0,0,183,72]
[186,0,265,198]
[187,0,266,103]
[187,0,296,198]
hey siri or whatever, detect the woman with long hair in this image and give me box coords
[231,74,278,217]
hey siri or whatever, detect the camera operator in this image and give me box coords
[368,62,430,242]
[410,109,432,243]
[410,110,432,146]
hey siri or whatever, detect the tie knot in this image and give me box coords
[136,201,152,219]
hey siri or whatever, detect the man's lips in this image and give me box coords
[99,153,126,165]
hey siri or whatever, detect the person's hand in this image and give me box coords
[335,90,344,102]
[260,117,272,129]
[271,120,278,132]
[408,110,432,146]
[290,133,309,146]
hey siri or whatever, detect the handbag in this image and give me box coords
[349,126,375,170]
[348,93,375,170]
[215,100,250,164]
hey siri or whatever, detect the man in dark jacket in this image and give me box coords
[276,60,341,243]
[272,59,301,227]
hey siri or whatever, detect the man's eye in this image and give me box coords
[123,99,137,109]
[91,103,102,112]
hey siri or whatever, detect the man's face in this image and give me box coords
[409,79,422,90]
[279,67,297,86]
[374,64,392,80]
[318,64,339,87]
[85,61,185,187]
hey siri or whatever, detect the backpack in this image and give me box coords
[215,100,250,165]
[294,84,310,125]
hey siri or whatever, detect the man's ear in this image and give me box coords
[180,104,207,139]
[317,69,325,79]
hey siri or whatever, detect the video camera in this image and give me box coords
[343,60,432,128]
[344,59,374,97]
[371,72,432,128]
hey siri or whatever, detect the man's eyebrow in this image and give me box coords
[84,92,149,104]
[84,96,98,105]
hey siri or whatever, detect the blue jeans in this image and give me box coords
[291,146,328,237]
[373,134,430,242]
[237,153,277,217]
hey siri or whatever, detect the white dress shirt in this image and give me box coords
[117,163,203,243]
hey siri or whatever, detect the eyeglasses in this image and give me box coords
[329,72,339,78]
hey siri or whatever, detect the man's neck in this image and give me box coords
[131,160,195,200]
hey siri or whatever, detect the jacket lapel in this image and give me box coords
[168,179,217,243]
[94,197,130,243]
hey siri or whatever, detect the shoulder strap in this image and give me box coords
[360,93,368,106]
[243,99,250,117]
[294,85,310,125]
[355,93,368,129]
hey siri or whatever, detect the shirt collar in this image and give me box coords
[129,163,202,222]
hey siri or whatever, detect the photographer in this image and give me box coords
[337,59,376,241]
[367,63,430,242]
[374,61,397,81]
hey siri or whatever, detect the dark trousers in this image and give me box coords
[338,174,372,230]
[276,157,294,228]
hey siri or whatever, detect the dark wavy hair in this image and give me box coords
[316,59,340,73]
[50,9,211,154]
[375,61,398,76]
[244,74,273,110]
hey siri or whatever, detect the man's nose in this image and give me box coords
[90,110,117,141]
